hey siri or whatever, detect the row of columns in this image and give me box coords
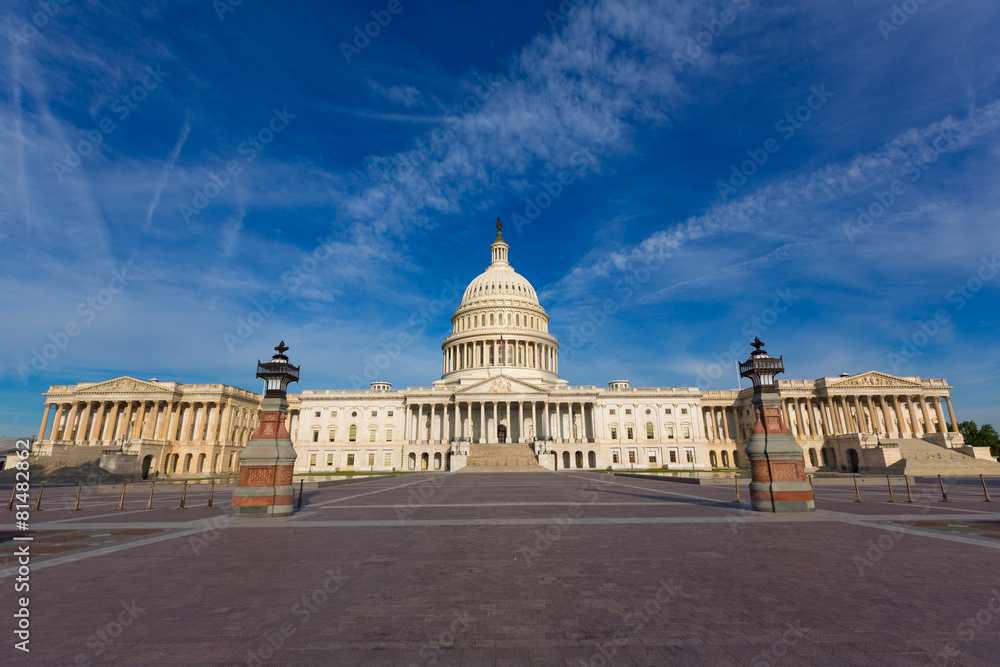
[444,339,557,374]
[37,399,260,445]
[403,400,593,444]
[781,394,958,439]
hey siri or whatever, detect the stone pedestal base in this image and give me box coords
[747,433,815,513]
[230,434,297,518]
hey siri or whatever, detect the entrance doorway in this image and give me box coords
[848,449,860,473]
[497,424,507,443]
[141,455,153,480]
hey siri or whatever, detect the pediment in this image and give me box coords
[77,376,165,395]
[828,371,922,389]
[455,374,546,396]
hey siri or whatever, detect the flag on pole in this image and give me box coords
[499,335,505,351]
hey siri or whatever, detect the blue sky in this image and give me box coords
[2,0,999,436]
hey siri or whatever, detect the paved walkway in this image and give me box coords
[3,472,1000,665]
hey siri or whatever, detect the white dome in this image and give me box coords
[461,266,540,306]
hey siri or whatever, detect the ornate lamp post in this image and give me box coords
[230,342,300,517]
[739,337,815,513]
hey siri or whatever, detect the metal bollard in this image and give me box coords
[206,481,215,509]
[115,482,127,511]
[70,482,83,511]
[886,475,895,503]
[904,475,915,503]
[734,474,741,503]
[34,482,46,511]
[5,486,16,512]
[146,481,155,510]
[853,475,863,503]
[938,474,950,502]
[179,481,188,509]
[296,478,304,509]
[981,475,992,502]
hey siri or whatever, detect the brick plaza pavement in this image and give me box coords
[3,471,1000,665]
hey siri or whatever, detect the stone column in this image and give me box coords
[920,397,932,437]
[806,399,818,437]
[543,401,549,438]
[823,397,836,436]
[416,403,423,443]
[934,398,947,434]
[721,407,731,442]
[75,402,93,445]
[479,402,485,443]
[88,403,105,441]
[556,403,562,442]
[892,396,905,438]
[166,403,181,441]
[907,397,920,437]
[863,395,875,434]
[945,397,959,432]
[37,403,52,441]
[63,403,79,442]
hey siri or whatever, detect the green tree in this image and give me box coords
[957,421,1000,457]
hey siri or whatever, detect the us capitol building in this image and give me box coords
[33,221,994,478]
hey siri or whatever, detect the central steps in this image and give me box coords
[460,443,545,472]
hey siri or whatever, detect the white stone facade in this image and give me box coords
[34,223,968,477]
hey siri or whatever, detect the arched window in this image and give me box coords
[490,313,494,325]
[646,423,654,439]
[710,451,718,467]
[349,425,357,442]
[721,451,730,467]
[809,448,818,467]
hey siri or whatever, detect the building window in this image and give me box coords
[388,411,393,417]
[312,430,319,442]
[669,450,677,463]
[331,410,337,418]
[683,426,690,438]
[386,428,393,442]
[369,428,377,442]
[612,450,620,464]
[346,453,355,466]
[681,408,688,415]
[610,427,617,440]
[352,411,357,417]
[667,427,674,438]
[686,450,694,463]
[314,411,321,418]
[648,451,657,463]
[328,429,336,442]
[665,408,672,415]
[628,450,636,464]
[627,427,634,440]
[309,453,317,466]
[368,452,376,466]
[326,453,334,466]
[609,409,616,415]
[349,425,357,442]
[383,452,392,467]
[625,409,632,415]
[371,410,377,417]
[646,423,654,439]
